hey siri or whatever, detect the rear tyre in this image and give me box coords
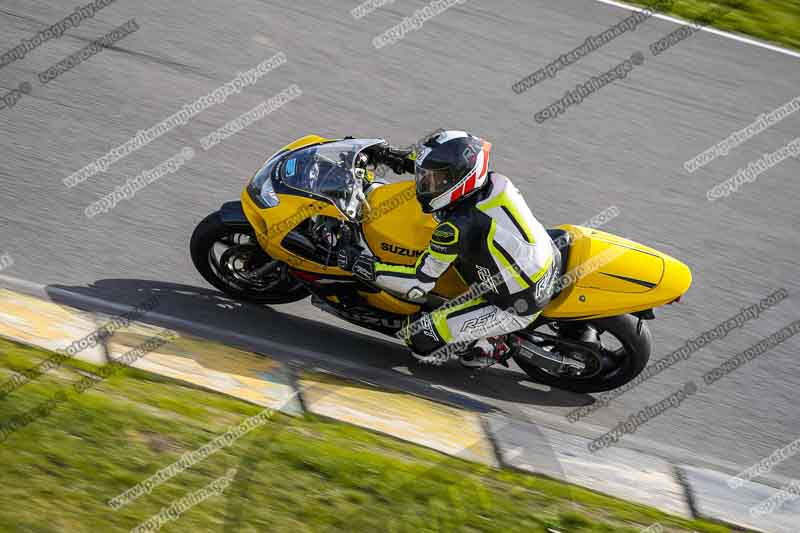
[190,211,309,304]
[513,314,651,393]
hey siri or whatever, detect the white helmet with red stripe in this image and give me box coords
[414,130,491,213]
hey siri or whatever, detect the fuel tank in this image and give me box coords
[362,181,436,264]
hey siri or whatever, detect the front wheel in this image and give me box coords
[513,314,652,393]
[190,211,309,304]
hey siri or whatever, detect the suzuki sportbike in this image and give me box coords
[191,136,692,392]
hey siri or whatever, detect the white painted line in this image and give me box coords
[593,0,800,60]
[0,274,50,298]
[505,446,523,461]
[519,380,551,392]
[429,383,488,403]
[392,365,412,376]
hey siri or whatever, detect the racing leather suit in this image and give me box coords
[369,149,560,360]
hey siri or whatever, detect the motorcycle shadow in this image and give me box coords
[44,278,594,410]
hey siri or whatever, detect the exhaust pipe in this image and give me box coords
[516,337,586,374]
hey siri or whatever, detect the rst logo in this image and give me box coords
[460,309,497,333]
[381,242,424,257]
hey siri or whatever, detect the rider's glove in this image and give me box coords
[375,146,414,175]
[351,254,377,282]
[387,154,411,175]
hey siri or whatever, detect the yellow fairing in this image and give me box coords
[543,225,692,319]
[241,136,690,320]
[280,135,330,152]
[241,134,356,276]
[359,291,422,314]
[362,182,436,264]
[360,181,468,310]
[240,139,467,312]
[242,190,350,275]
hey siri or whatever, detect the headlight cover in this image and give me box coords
[247,155,283,208]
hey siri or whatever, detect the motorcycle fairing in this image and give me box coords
[543,225,692,319]
[241,135,692,323]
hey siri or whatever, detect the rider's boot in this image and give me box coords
[458,336,520,368]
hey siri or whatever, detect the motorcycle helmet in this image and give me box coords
[414,130,491,213]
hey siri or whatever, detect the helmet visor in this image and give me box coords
[415,166,452,197]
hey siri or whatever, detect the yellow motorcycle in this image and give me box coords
[191,136,692,392]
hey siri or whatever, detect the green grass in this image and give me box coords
[0,337,741,532]
[627,0,800,50]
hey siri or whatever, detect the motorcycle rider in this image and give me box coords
[338,130,560,367]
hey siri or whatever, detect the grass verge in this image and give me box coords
[626,0,800,51]
[0,337,743,532]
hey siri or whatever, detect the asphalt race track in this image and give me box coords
[1,0,799,483]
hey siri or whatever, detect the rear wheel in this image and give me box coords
[513,314,651,393]
[190,211,309,304]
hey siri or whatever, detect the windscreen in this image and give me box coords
[277,139,383,217]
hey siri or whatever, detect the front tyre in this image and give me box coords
[190,211,309,304]
[513,314,652,393]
